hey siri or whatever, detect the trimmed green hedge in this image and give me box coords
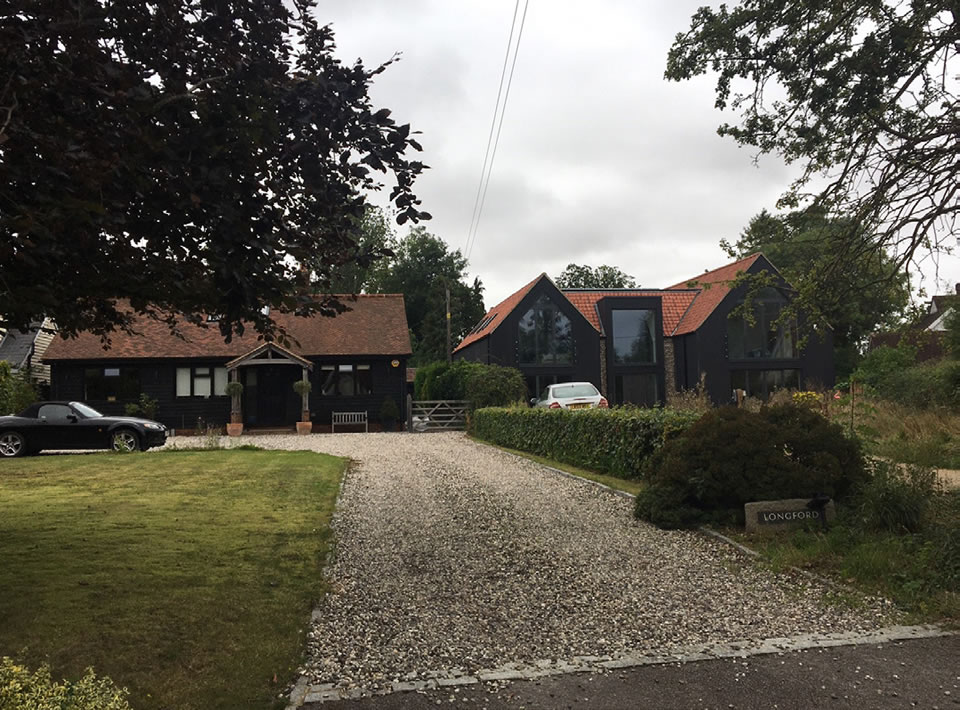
[469,406,701,479]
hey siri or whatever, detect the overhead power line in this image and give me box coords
[463,0,529,263]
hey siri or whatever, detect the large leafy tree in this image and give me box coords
[325,207,396,295]
[554,264,638,289]
[723,208,912,376]
[1,1,428,341]
[368,227,485,364]
[667,2,958,295]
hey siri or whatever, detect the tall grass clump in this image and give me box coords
[856,460,940,534]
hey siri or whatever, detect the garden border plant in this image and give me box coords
[634,403,867,529]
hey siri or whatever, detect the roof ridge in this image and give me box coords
[667,252,762,289]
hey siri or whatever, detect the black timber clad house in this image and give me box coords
[42,296,411,431]
[453,254,834,405]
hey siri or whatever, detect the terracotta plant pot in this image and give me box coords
[296,421,313,435]
[226,422,244,437]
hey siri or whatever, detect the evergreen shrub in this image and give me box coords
[635,404,867,529]
[469,406,700,479]
[0,658,131,710]
[0,362,38,416]
[415,361,525,407]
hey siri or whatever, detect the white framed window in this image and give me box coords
[176,365,228,397]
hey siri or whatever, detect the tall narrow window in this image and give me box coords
[518,294,573,365]
[612,310,656,364]
[176,368,191,397]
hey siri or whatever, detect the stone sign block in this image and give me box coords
[744,498,836,533]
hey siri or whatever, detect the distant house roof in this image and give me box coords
[0,322,46,369]
[453,254,771,353]
[43,295,412,361]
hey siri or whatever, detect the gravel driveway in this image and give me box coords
[167,431,893,696]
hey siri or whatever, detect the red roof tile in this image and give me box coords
[43,295,412,361]
[454,274,545,353]
[562,290,699,336]
[668,254,763,335]
[452,254,772,352]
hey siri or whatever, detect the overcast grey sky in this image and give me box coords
[321,1,960,308]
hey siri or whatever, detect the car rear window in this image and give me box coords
[553,384,599,398]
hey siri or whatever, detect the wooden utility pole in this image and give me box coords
[446,286,452,363]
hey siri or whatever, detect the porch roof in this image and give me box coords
[225,342,313,370]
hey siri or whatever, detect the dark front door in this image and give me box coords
[255,366,299,427]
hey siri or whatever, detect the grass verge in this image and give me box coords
[723,491,960,624]
[470,436,644,496]
[0,448,346,710]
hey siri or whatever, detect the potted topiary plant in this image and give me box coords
[225,380,244,436]
[379,396,400,432]
[293,378,313,435]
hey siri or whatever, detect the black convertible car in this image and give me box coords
[0,401,167,457]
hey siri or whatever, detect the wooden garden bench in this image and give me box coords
[332,411,368,433]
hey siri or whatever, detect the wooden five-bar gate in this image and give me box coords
[406,398,470,432]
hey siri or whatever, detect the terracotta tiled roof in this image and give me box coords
[668,254,763,335]
[454,274,545,353]
[562,290,699,336]
[43,295,412,361]
[452,254,772,351]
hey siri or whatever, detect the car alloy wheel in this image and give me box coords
[112,429,139,453]
[0,432,25,457]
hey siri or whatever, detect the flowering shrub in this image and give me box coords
[0,658,131,710]
[792,390,822,409]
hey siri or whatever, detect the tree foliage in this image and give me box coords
[367,227,485,364]
[723,208,911,375]
[1,1,429,342]
[325,207,396,295]
[667,2,959,294]
[554,264,638,289]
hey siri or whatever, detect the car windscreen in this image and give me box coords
[71,402,104,418]
[552,384,598,398]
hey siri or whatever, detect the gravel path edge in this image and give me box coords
[288,623,957,706]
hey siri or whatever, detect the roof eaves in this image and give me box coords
[668,289,703,337]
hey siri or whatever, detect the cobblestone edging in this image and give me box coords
[288,625,955,706]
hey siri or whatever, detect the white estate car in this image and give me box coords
[532,382,608,410]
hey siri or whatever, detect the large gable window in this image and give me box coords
[518,294,573,365]
[612,310,656,364]
[727,288,798,360]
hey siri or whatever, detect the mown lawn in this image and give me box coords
[0,448,346,710]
